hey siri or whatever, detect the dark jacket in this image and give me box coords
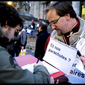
[0,36,51,84]
[35,31,50,61]
[14,31,21,48]
[0,36,15,57]
[31,22,35,30]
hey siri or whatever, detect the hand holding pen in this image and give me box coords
[34,56,43,67]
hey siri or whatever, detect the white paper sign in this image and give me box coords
[65,38,85,84]
[76,59,85,74]
[76,38,85,73]
[42,61,59,74]
[76,38,85,55]
[43,38,77,75]
[66,57,85,84]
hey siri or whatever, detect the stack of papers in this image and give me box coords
[21,61,59,74]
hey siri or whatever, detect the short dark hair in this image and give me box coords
[39,21,47,32]
[43,1,76,18]
[0,3,24,27]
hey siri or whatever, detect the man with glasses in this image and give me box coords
[43,1,85,84]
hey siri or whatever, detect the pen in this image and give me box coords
[36,56,40,64]
[77,50,81,57]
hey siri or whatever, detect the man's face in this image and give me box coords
[46,8,68,35]
[5,25,21,42]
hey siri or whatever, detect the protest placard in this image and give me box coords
[43,38,77,75]
[76,38,85,73]
[76,38,85,56]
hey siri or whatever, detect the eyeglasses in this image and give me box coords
[49,17,61,25]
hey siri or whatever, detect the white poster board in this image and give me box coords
[43,38,77,75]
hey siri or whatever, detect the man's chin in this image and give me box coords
[56,30,62,36]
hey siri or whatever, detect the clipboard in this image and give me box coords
[14,54,65,79]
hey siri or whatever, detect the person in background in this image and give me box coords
[20,28,27,50]
[0,3,54,84]
[38,18,41,22]
[14,27,22,57]
[43,1,85,84]
[14,27,27,57]
[35,21,50,61]
[36,18,41,32]
[30,19,35,38]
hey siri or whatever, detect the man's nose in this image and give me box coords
[51,25,57,30]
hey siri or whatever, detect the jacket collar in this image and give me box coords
[37,31,47,36]
[0,36,10,49]
[64,17,80,36]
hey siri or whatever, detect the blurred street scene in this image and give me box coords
[2,1,85,57]
[25,30,38,56]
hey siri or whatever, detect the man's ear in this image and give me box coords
[4,24,8,28]
[4,21,8,28]
[65,14,70,21]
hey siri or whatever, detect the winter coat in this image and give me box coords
[31,22,35,30]
[35,31,50,61]
[0,30,50,84]
[14,32,21,48]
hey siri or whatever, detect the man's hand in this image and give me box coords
[50,76,54,84]
[80,55,85,68]
[33,62,43,67]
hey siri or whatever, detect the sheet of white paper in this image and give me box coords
[21,61,59,74]
[76,57,85,74]
[43,38,77,75]
[42,61,59,74]
[21,63,35,73]
[76,38,85,55]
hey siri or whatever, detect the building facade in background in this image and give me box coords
[29,1,85,20]
[1,1,84,28]
[1,1,85,19]
[29,1,50,20]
